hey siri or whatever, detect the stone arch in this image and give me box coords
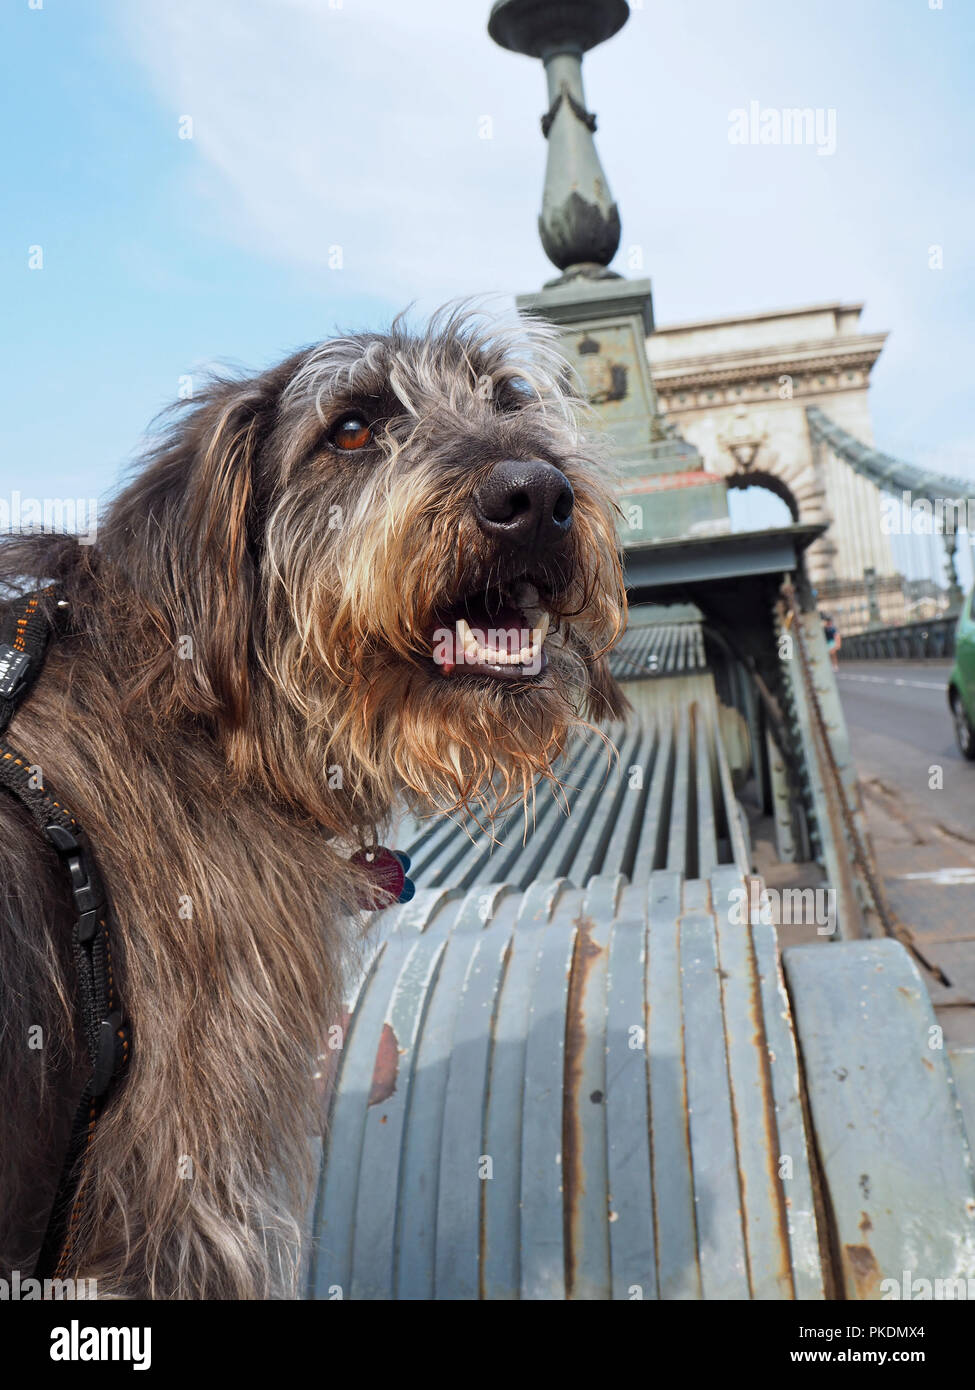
[725,469,800,522]
[714,433,837,585]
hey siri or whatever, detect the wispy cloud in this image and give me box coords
[118,0,975,484]
[120,0,549,305]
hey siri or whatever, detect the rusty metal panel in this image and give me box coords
[710,868,796,1299]
[647,871,701,1298]
[562,874,620,1299]
[350,932,449,1299]
[749,919,825,1299]
[605,889,656,1299]
[307,869,844,1300]
[433,897,516,1298]
[481,880,571,1299]
[679,910,750,1298]
[518,887,583,1298]
[784,938,975,1299]
[395,887,511,1299]
[307,887,452,1299]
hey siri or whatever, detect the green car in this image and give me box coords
[949,585,975,758]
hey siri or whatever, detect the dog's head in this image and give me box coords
[111,307,627,825]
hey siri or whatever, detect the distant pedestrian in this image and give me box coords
[822,612,841,670]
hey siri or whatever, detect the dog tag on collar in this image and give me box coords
[350,847,415,909]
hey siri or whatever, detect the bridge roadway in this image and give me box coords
[837,659,975,1043]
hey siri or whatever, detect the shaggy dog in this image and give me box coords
[0,307,626,1298]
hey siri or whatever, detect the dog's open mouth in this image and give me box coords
[432,580,550,681]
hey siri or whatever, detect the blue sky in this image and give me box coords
[3,0,973,520]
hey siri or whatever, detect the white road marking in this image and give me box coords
[896,868,975,886]
[839,673,945,691]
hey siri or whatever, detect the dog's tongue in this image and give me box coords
[465,597,525,657]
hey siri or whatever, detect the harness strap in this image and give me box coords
[0,589,131,1279]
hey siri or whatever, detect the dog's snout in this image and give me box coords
[472,460,574,551]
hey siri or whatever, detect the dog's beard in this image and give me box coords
[270,561,622,826]
[262,394,626,827]
[354,637,596,820]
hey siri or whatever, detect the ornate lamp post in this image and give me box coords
[941,529,965,612]
[863,565,882,626]
[488,0,628,284]
[489,1,731,544]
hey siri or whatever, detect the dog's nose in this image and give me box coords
[472,460,574,551]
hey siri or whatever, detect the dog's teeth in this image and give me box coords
[448,617,550,670]
[457,619,481,662]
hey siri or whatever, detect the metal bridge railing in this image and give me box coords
[839,616,957,661]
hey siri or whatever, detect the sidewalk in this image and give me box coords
[860,773,975,1046]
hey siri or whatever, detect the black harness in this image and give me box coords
[0,589,131,1279]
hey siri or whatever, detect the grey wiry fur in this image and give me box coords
[0,306,626,1298]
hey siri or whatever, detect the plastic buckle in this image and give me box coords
[92,1011,124,1097]
[0,644,32,701]
[45,823,106,943]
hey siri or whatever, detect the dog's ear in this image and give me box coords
[163,381,268,731]
[586,654,631,723]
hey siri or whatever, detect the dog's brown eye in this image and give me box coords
[329,416,373,451]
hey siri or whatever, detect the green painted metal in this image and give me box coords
[948,1049,975,1155]
[749,916,825,1299]
[807,404,974,503]
[784,939,975,1300]
[609,618,707,680]
[306,870,825,1300]
[774,601,865,939]
[679,910,751,1296]
[841,616,957,660]
[482,879,569,1299]
[488,1,628,277]
[766,727,797,863]
[646,871,699,1298]
[397,679,749,893]
[625,525,824,599]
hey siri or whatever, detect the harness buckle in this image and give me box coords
[92,1011,126,1097]
[45,824,107,942]
[0,644,32,701]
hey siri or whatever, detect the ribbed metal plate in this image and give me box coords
[306,870,823,1300]
[784,938,975,1300]
[609,619,707,680]
[398,688,747,894]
